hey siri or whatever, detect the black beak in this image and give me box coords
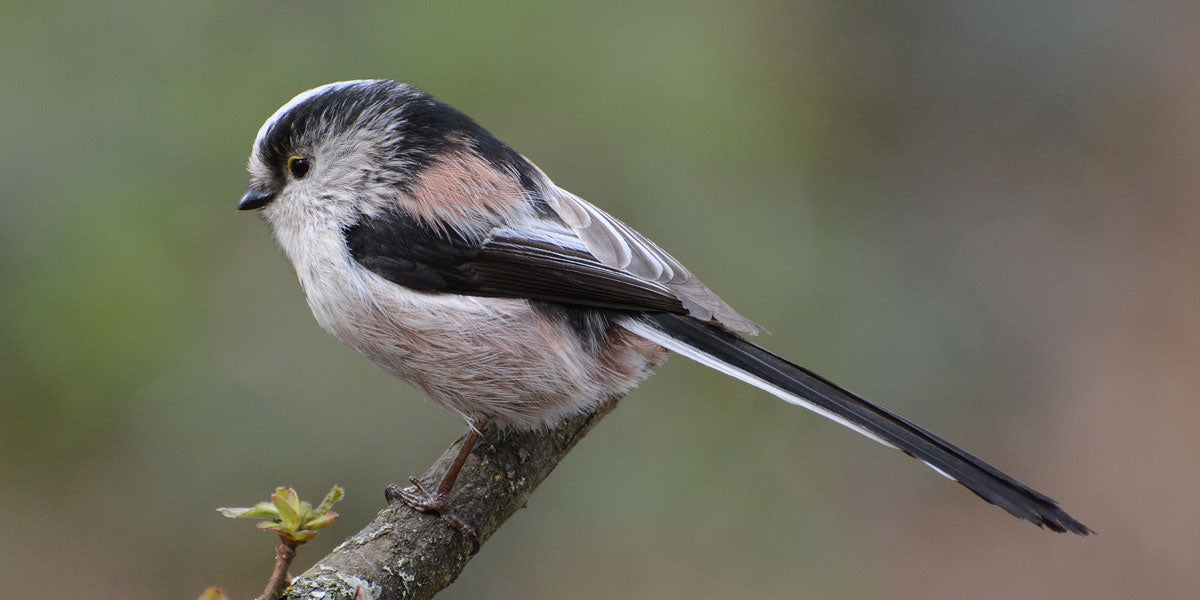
[238,187,276,211]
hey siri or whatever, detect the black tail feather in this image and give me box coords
[632,313,1091,535]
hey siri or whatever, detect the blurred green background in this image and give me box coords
[2,2,1195,598]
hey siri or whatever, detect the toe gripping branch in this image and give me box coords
[386,425,485,553]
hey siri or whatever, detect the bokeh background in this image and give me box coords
[2,2,1196,598]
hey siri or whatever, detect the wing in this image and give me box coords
[539,183,767,336]
[345,209,688,314]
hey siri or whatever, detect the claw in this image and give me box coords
[384,480,481,553]
[382,423,487,554]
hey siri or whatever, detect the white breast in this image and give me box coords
[264,203,662,429]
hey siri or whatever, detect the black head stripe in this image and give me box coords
[258,80,551,214]
[258,81,412,176]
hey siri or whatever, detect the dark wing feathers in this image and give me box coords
[345,211,687,313]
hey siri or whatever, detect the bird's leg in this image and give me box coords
[385,421,487,552]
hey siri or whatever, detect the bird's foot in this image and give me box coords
[385,477,480,554]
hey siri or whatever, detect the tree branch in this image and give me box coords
[281,394,623,600]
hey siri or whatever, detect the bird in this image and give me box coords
[237,79,1091,545]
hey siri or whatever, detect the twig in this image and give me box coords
[282,394,623,600]
[261,541,297,600]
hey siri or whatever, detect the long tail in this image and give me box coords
[621,312,1091,535]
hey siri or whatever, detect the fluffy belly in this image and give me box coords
[307,271,665,429]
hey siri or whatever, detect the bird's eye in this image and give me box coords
[287,155,311,179]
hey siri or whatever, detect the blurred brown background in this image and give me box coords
[2,2,1196,598]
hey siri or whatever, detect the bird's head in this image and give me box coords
[239,79,445,232]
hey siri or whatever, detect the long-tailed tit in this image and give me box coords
[238,80,1091,544]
